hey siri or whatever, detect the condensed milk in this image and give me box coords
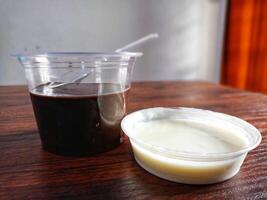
[121,107,261,184]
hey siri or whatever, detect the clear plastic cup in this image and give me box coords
[16,52,142,156]
[121,107,262,184]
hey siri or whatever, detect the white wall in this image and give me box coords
[0,0,227,85]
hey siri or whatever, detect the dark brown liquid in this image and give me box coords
[30,83,128,156]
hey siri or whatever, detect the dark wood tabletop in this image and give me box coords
[0,81,266,200]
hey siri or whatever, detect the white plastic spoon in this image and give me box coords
[49,33,159,89]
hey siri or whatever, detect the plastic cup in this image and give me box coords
[121,107,262,184]
[16,52,142,156]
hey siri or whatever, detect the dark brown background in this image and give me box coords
[0,82,266,200]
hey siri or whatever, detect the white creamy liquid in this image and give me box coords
[133,119,247,154]
[130,119,248,184]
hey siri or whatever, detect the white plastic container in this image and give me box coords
[121,107,262,185]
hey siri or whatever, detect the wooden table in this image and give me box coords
[0,81,266,200]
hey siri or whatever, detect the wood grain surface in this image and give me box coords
[0,81,266,200]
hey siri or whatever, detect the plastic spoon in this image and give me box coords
[115,33,159,53]
[48,33,159,89]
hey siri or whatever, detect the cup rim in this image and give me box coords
[13,51,143,67]
[12,51,143,59]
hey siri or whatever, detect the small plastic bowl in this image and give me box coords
[121,107,262,185]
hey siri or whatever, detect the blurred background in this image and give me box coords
[0,0,227,85]
[1,0,267,93]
